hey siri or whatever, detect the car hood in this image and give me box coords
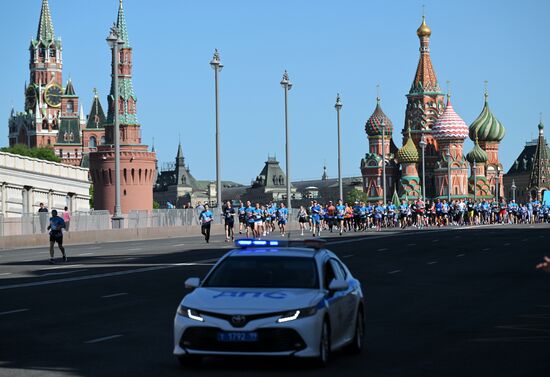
[182,287,324,314]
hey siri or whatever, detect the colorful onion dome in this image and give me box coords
[397,130,419,164]
[365,97,393,137]
[469,92,505,142]
[417,16,431,37]
[432,97,469,141]
[466,137,488,164]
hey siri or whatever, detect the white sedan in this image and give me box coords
[173,239,365,367]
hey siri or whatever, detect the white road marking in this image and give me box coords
[172,243,186,247]
[86,247,102,250]
[342,255,354,258]
[456,254,465,257]
[22,259,33,262]
[377,248,388,252]
[0,273,12,276]
[41,269,87,277]
[78,253,93,256]
[84,334,123,344]
[127,248,142,251]
[388,270,401,274]
[0,308,29,316]
[427,261,438,265]
[102,292,128,298]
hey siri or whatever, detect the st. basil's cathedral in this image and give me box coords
[361,16,506,201]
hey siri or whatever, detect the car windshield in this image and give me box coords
[203,256,319,289]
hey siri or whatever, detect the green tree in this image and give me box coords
[0,144,61,163]
[346,188,369,204]
[153,200,160,209]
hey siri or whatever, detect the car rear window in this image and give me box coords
[203,256,319,289]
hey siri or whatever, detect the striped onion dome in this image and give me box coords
[466,137,488,164]
[432,97,469,141]
[469,93,505,142]
[365,97,393,137]
[397,131,420,164]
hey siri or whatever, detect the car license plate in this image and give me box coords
[217,332,258,342]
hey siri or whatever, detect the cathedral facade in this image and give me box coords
[361,16,506,201]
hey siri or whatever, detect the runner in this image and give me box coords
[336,200,346,236]
[199,204,213,243]
[47,209,67,264]
[223,201,235,242]
[245,201,255,238]
[297,205,308,236]
[310,200,321,237]
[237,201,246,234]
[277,202,289,236]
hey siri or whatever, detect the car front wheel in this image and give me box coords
[346,308,365,354]
[315,320,331,367]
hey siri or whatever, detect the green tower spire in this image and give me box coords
[116,0,131,48]
[37,0,55,43]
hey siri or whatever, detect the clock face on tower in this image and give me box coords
[44,84,62,107]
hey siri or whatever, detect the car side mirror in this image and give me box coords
[185,277,200,289]
[328,278,348,292]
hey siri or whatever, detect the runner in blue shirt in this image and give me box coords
[47,209,67,264]
[237,201,246,235]
[277,203,289,236]
[199,204,213,243]
[374,201,384,232]
[244,201,255,238]
[311,201,321,237]
[399,200,409,229]
[336,200,346,236]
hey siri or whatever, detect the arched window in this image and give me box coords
[89,136,97,149]
[279,175,284,185]
[100,136,106,145]
[67,100,74,113]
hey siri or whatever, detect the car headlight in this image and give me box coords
[177,305,204,322]
[277,306,317,323]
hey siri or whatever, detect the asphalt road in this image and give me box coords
[0,224,549,377]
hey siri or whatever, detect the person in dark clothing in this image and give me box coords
[223,201,235,242]
[38,202,49,233]
[47,209,67,264]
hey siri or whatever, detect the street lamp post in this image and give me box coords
[473,159,477,203]
[381,121,387,205]
[419,134,427,200]
[280,71,293,210]
[495,167,500,203]
[107,25,124,228]
[335,94,343,202]
[511,179,517,202]
[446,149,452,202]
[210,49,223,215]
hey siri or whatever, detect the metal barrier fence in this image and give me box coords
[0,210,111,236]
[0,208,297,236]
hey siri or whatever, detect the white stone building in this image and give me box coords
[0,151,90,217]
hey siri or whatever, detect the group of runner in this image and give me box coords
[205,198,550,241]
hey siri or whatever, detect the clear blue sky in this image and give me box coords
[2,0,549,184]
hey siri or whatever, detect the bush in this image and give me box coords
[346,188,369,204]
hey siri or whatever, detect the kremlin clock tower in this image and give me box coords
[89,0,156,214]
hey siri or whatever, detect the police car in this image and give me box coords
[173,239,365,367]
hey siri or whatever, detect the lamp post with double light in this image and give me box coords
[280,71,293,210]
[335,94,343,202]
[210,49,223,214]
[106,25,124,228]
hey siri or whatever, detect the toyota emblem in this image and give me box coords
[231,315,246,327]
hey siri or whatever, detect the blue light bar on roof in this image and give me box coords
[235,239,279,248]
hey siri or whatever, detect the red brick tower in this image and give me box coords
[89,0,156,214]
[403,16,446,197]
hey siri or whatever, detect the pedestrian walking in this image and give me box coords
[47,209,67,264]
[199,204,213,243]
[38,202,49,233]
[63,206,71,231]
